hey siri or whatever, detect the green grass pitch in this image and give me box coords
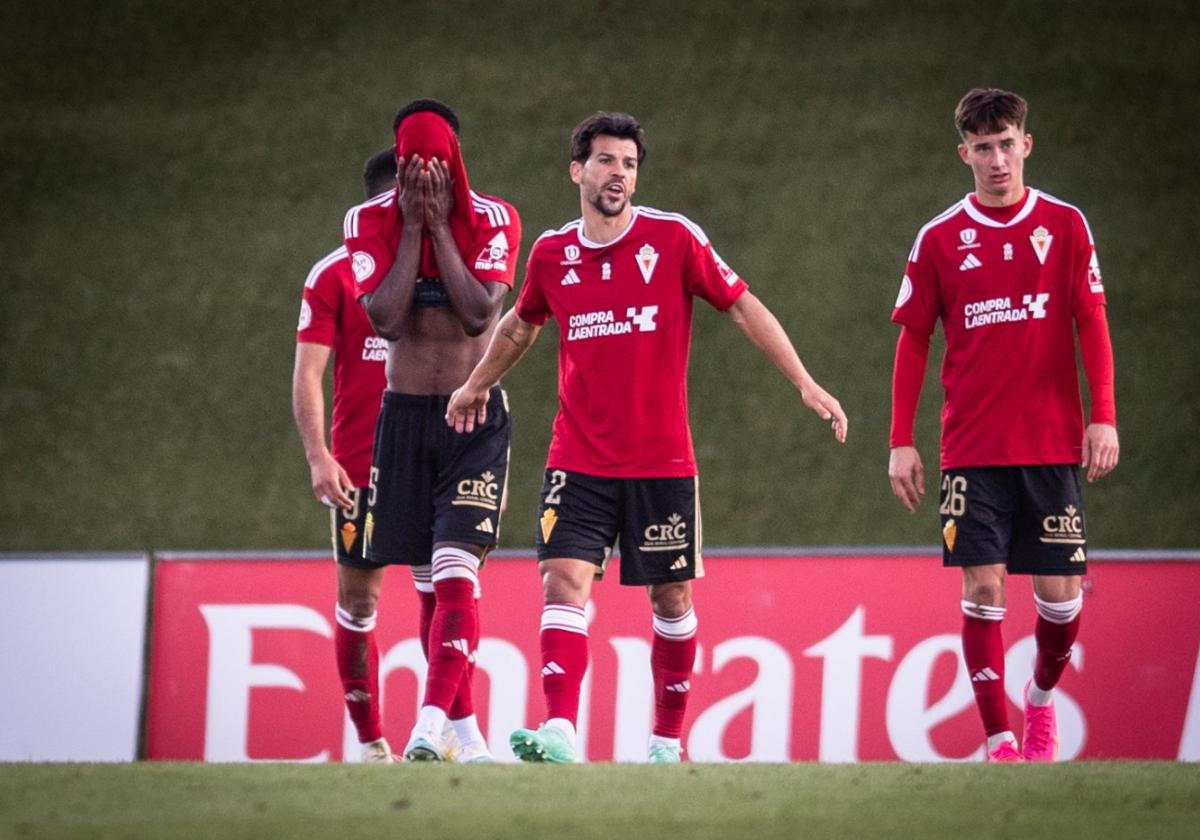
[1,762,1197,839]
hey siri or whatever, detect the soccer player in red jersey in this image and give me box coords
[887,89,1119,762]
[343,99,521,763]
[293,148,397,762]
[446,112,847,763]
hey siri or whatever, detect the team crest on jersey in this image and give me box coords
[636,244,659,284]
[351,251,375,283]
[1029,226,1053,265]
[895,275,913,309]
[602,262,612,281]
[297,299,312,331]
[958,228,979,250]
[474,232,509,272]
[562,244,582,265]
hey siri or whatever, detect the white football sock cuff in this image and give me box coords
[411,565,434,593]
[431,547,480,584]
[1034,592,1083,624]
[653,606,698,641]
[540,603,588,636]
[961,600,1006,621]
[335,604,376,632]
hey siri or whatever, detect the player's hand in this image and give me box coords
[445,383,489,433]
[423,158,455,229]
[1081,422,1119,483]
[801,385,848,443]
[888,446,925,513]
[309,451,355,510]
[397,153,425,224]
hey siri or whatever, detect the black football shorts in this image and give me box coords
[940,465,1087,575]
[534,468,702,585]
[363,387,510,567]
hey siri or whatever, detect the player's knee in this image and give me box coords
[411,564,434,594]
[540,559,592,606]
[649,581,692,618]
[961,569,1005,607]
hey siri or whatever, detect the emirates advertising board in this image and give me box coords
[144,552,1200,763]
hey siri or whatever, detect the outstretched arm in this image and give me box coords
[445,307,542,432]
[726,291,847,442]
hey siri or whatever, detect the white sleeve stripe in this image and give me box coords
[1037,191,1096,245]
[908,200,967,262]
[342,192,394,240]
[637,206,709,245]
[304,246,349,289]
[534,219,581,244]
[471,190,511,226]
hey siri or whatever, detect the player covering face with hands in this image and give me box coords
[337,99,521,763]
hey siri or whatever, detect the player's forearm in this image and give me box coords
[291,370,330,463]
[729,292,819,393]
[464,308,539,390]
[890,327,930,448]
[362,227,422,338]
[1077,306,1116,426]
[428,225,499,335]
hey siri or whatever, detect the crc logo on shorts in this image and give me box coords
[453,471,500,512]
[1040,504,1085,545]
[640,513,689,553]
[474,232,509,272]
[351,251,376,284]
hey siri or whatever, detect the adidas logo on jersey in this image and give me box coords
[959,253,983,271]
[541,661,566,677]
[665,681,691,693]
[475,518,495,534]
[971,667,1000,682]
[561,268,581,286]
[669,555,688,571]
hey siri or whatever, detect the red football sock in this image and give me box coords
[450,611,479,719]
[1033,614,1080,692]
[417,589,436,658]
[651,633,697,739]
[423,578,477,712]
[962,614,1009,737]
[334,618,382,743]
[540,603,590,725]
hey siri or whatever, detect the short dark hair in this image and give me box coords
[955,88,1028,137]
[362,147,397,197]
[570,112,646,165]
[392,98,460,136]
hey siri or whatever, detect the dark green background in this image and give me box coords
[2,0,1197,551]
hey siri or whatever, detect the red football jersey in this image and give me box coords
[296,246,386,487]
[516,207,749,478]
[343,188,520,295]
[891,189,1107,469]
